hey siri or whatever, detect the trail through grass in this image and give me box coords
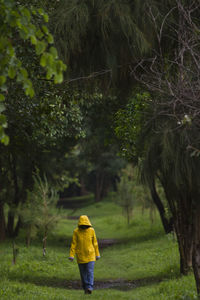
[0,199,197,299]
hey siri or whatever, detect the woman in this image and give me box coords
[69,215,100,294]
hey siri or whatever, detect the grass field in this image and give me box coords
[0,199,197,299]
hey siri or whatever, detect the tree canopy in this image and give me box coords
[0,0,66,144]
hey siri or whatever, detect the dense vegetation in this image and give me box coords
[1,0,200,298]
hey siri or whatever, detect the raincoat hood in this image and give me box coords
[78,215,92,226]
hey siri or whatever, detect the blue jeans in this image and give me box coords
[78,261,95,291]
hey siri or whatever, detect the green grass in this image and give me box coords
[0,200,198,299]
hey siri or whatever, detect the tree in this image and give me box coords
[0,79,84,240]
[115,92,173,234]
[20,174,59,253]
[0,0,66,144]
[0,0,67,239]
[52,0,157,91]
[127,0,200,294]
[116,165,135,225]
[50,0,171,204]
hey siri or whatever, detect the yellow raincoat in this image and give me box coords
[69,215,100,264]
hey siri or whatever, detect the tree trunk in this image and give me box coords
[161,179,193,275]
[101,175,110,199]
[80,177,87,196]
[176,220,193,275]
[7,211,22,239]
[43,229,47,256]
[192,204,200,296]
[7,210,15,237]
[95,171,104,202]
[7,154,20,237]
[14,217,22,237]
[176,195,193,275]
[0,201,6,242]
[150,181,173,234]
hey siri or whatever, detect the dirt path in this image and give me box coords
[98,239,119,248]
[66,277,162,291]
[18,275,162,291]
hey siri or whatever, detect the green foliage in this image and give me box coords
[31,174,59,236]
[116,165,135,225]
[66,92,126,201]
[19,174,59,247]
[53,0,156,88]
[19,192,41,245]
[0,0,66,144]
[115,92,151,160]
[0,82,86,238]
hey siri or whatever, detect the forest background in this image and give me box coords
[1,0,200,298]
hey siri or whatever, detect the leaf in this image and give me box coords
[21,7,31,21]
[0,122,9,145]
[0,76,6,86]
[20,68,28,79]
[0,114,7,125]
[43,14,49,23]
[23,79,35,97]
[0,103,5,113]
[46,69,53,80]
[0,94,5,101]
[54,73,63,84]
[47,34,54,44]
[35,41,46,55]
[42,25,48,34]
[36,29,44,39]
[46,53,53,67]
[16,18,22,29]
[8,66,16,79]
[40,53,47,67]
[38,8,44,15]
[1,134,9,145]
[30,35,37,45]
[25,86,35,98]
[31,8,36,15]
[49,47,58,59]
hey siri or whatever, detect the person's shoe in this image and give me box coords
[85,289,92,294]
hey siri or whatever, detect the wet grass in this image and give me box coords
[0,199,198,299]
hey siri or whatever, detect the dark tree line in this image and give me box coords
[116,0,200,293]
